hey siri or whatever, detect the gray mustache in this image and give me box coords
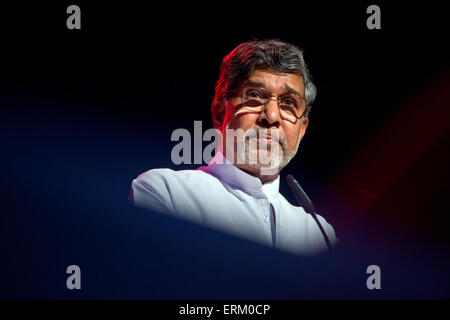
[243,129,286,147]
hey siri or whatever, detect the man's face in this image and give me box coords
[219,68,309,182]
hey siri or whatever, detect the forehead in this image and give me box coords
[244,69,304,93]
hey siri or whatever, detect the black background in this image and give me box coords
[1,1,449,299]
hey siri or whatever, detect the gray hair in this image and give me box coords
[213,39,317,118]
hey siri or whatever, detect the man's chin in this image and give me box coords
[249,149,283,166]
[235,151,283,177]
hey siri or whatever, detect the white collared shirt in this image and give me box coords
[130,151,338,255]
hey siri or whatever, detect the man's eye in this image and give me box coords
[246,90,263,98]
[280,97,297,106]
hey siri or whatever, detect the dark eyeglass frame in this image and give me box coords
[238,85,307,123]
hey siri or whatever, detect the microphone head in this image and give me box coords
[286,174,315,214]
[286,174,295,184]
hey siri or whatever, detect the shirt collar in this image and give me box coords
[198,151,280,199]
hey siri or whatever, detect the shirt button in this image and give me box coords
[264,216,270,223]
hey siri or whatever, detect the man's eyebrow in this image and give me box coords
[242,80,266,88]
[283,84,303,97]
[242,80,303,97]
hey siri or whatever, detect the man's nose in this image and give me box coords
[258,99,281,128]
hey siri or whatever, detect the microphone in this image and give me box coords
[286,174,332,250]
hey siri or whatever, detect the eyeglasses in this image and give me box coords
[237,86,307,123]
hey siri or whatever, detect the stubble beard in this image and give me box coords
[223,124,300,177]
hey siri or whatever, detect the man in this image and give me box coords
[130,39,338,255]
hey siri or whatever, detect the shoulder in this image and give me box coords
[130,167,224,220]
[133,168,213,190]
[130,167,221,207]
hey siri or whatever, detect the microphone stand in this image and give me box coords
[286,174,332,250]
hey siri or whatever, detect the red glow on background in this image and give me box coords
[326,67,450,233]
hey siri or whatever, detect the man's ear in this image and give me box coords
[299,116,309,140]
[211,99,226,131]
